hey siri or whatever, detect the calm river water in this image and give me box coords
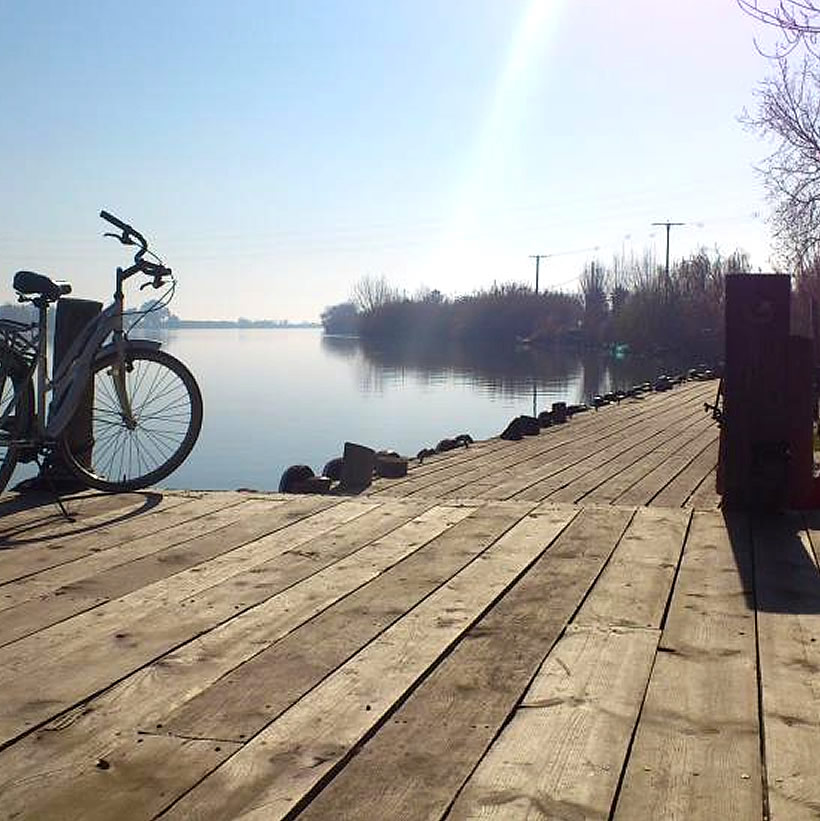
[144,328,695,492]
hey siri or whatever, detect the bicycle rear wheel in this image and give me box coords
[60,348,202,491]
[0,348,34,493]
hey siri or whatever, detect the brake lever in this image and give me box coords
[103,231,136,246]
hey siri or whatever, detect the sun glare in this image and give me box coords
[435,0,567,290]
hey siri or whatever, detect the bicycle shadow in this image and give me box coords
[0,489,163,548]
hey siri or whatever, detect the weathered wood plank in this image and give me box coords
[158,504,581,821]
[574,506,690,630]
[155,501,537,742]
[367,396,639,495]
[509,400,707,503]
[371,383,713,500]
[447,506,688,820]
[448,407,687,505]
[0,499,462,745]
[0,501,477,820]
[0,734,241,821]
[582,416,715,505]
[687,463,720,510]
[631,431,719,508]
[0,495,302,609]
[546,409,711,504]
[447,626,659,821]
[0,488,151,533]
[452,389,711,502]
[0,491,249,583]
[375,413,627,499]
[755,513,820,821]
[612,510,762,821]
[0,498,335,646]
[0,489,178,553]
[295,506,633,821]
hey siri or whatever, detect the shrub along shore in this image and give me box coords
[322,248,751,359]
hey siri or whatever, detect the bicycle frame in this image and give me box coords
[1,266,163,445]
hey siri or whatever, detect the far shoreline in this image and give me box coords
[165,320,320,329]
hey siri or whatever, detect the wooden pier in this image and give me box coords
[0,379,818,820]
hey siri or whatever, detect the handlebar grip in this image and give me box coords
[100,210,132,233]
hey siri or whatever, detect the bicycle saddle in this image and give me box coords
[13,270,72,302]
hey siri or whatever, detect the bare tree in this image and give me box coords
[743,56,820,268]
[350,274,399,314]
[738,1,820,54]
[579,261,609,344]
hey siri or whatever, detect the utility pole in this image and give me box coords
[651,221,685,281]
[529,254,548,294]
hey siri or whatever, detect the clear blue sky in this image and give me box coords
[0,0,778,321]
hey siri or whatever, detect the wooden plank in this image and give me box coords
[581,416,715,505]
[441,389,711,502]
[508,399,707,503]
[0,504,468,819]
[0,494,300,608]
[0,488,141,529]
[447,626,660,821]
[0,489,178,550]
[0,498,379,660]
[370,384,712,500]
[157,504,581,821]
[366,398,636,496]
[448,506,688,820]
[546,409,711,504]
[294,506,633,821]
[445,399,699,505]
[0,734,242,821]
[374,418,620,500]
[627,431,719,508]
[369,436,514,491]
[612,510,763,821]
[0,490,248,583]
[574,506,690,629]
[0,498,332,646]
[155,501,537,741]
[687,464,720,510]
[754,513,820,821]
[0,499,465,747]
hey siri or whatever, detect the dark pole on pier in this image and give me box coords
[529,254,547,294]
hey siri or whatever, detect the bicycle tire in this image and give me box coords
[59,347,202,492]
[0,348,34,493]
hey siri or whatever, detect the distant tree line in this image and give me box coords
[136,301,319,329]
[321,248,751,358]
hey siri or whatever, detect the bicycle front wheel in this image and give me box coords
[60,348,203,491]
[0,349,34,493]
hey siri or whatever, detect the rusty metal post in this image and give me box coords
[722,274,791,509]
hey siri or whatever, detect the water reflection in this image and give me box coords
[322,335,695,404]
[113,328,709,492]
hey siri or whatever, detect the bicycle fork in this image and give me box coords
[108,346,137,430]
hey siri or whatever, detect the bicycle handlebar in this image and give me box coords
[100,210,131,233]
[100,210,172,289]
[100,209,148,251]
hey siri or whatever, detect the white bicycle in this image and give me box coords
[0,211,203,493]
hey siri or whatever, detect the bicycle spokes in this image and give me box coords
[63,348,202,490]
